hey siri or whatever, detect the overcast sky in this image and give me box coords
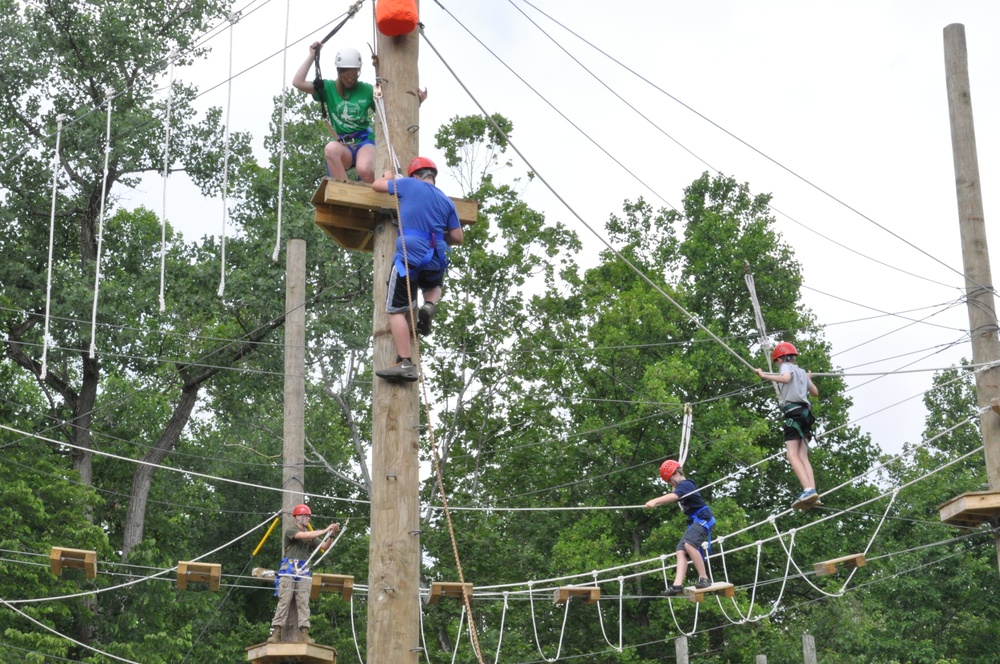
[124,1,1000,462]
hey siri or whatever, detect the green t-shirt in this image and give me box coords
[283,526,314,561]
[316,79,375,137]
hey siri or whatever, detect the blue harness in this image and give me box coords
[273,558,311,596]
[395,229,449,277]
[687,505,716,559]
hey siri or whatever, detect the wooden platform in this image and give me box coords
[246,641,337,663]
[684,582,734,603]
[49,547,97,580]
[313,179,478,253]
[813,553,867,577]
[553,586,601,605]
[310,573,354,600]
[938,491,1000,528]
[176,561,221,591]
[427,581,473,605]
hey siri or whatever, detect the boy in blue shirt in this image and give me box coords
[645,460,714,596]
[372,157,463,381]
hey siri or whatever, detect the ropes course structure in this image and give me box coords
[4,1,1000,663]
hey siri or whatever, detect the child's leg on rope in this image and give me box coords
[785,438,815,490]
[324,141,353,180]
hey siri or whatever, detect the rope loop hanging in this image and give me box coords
[217,13,238,298]
[160,51,177,312]
[42,115,65,380]
[272,0,292,263]
[89,88,115,359]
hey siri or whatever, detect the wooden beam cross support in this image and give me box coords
[176,561,222,591]
[552,586,601,605]
[245,641,337,663]
[49,547,97,580]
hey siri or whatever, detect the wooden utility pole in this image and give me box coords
[367,14,423,664]
[675,636,688,664]
[944,23,1000,573]
[802,634,817,664]
[281,238,307,633]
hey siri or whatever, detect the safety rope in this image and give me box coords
[744,264,781,398]
[526,581,574,662]
[272,0,292,263]
[159,52,176,313]
[88,89,114,359]
[349,594,365,664]
[678,403,692,466]
[492,592,510,664]
[217,13,237,298]
[41,115,64,380]
[450,605,466,664]
[593,574,623,652]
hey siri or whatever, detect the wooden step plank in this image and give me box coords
[245,641,337,663]
[552,586,601,605]
[176,561,222,591]
[310,573,354,601]
[49,547,98,580]
[813,553,867,577]
[684,582,734,603]
[427,581,473,605]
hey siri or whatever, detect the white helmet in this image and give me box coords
[335,47,362,69]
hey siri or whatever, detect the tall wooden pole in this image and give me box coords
[282,238,307,632]
[368,11,423,664]
[944,23,1000,573]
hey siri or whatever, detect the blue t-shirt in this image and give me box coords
[672,479,712,519]
[387,178,461,274]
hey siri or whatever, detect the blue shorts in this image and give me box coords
[386,264,445,313]
[341,139,374,167]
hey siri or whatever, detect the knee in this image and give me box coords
[356,162,375,183]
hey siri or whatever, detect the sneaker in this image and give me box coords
[376,359,418,382]
[416,302,437,337]
[695,577,711,590]
[660,585,684,597]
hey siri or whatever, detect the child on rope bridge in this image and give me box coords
[645,460,714,596]
[754,341,821,509]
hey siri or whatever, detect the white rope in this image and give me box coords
[349,594,365,664]
[526,581,573,662]
[665,584,699,637]
[678,403,692,466]
[373,93,402,176]
[6,510,278,605]
[41,115,64,380]
[418,589,432,664]
[89,89,114,359]
[272,0,291,263]
[744,268,781,398]
[449,605,466,664]
[217,13,237,298]
[159,52,176,313]
[0,597,140,664]
[593,574,623,651]
[492,592,509,664]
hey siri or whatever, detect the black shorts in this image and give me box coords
[676,523,708,554]
[385,264,445,313]
[782,403,815,442]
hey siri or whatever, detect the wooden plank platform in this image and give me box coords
[176,561,222,591]
[49,547,97,580]
[552,586,601,605]
[427,581,473,605]
[312,179,478,254]
[246,641,337,663]
[813,553,867,577]
[310,573,354,601]
[937,491,1000,528]
[684,582,734,603]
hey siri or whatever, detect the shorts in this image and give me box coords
[386,264,445,313]
[782,402,815,442]
[676,523,708,555]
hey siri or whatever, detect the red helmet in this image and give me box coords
[292,504,311,517]
[407,156,438,177]
[771,341,798,362]
[659,459,681,482]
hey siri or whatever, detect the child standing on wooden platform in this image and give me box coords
[645,460,715,596]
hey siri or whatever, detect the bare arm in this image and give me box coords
[807,373,819,397]
[292,42,321,94]
[292,523,339,541]
[644,493,678,509]
[754,368,792,384]
[446,227,463,246]
[372,171,394,193]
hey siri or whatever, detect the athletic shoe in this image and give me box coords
[376,359,418,382]
[416,302,437,337]
[695,577,711,589]
[660,585,684,597]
